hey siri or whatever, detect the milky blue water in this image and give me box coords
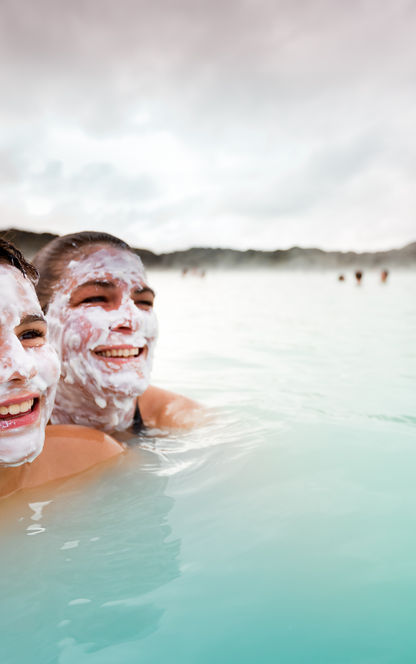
[1,270,415,664]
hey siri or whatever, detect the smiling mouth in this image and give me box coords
[93,346,146,360]
[0,396,40,430]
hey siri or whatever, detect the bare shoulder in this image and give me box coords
[41,424,123,478]
[45,424,123,452]
[0,427,123,498]
[138,385,206,429]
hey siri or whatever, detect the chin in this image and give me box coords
[0,436,43,467]
[100,377,150,400]
[86,364,151,400]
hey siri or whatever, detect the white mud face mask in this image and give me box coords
[46,246,158,431]
[0,265,59,466]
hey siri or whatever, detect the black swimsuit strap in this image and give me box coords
[132,400,144,434]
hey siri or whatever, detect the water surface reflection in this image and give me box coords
[0,447,180,663]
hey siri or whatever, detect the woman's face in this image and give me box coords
[0,264,60,466]
[46,246,158,407]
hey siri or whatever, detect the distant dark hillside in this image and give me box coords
[153,243,416,269]
[0,229,58,259]
[1,228,415,269]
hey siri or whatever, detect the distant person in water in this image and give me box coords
[33,232,203,436]
[381,269,389,283]
[355,270,363,285]
[0,239,122,499]
[338,274,345,282]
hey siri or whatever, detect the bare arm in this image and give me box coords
[138,385,205,429]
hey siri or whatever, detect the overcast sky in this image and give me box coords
[0,0,415,253]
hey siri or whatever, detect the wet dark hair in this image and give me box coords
[0,238,39,283]
[33,231,135,313]
[355,270,362,280]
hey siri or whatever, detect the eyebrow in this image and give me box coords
[19,314,46,326]
[74,280,115,290]
[73,280,155,297]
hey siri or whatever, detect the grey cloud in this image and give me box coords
[199,129,383,221]
[67,163,158,201]
[0,0,415,250]
[1,0,415,116]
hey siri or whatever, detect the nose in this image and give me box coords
[109,299,140,334]
[0,336,37,385]
[110,319,133,333]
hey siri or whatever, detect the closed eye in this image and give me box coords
[70,281,115,307]
[81,296,108,304]
[134,299,154,310]
[134,297,153,310]
[132,286,155,310]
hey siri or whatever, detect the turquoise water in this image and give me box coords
[1,270,415,663]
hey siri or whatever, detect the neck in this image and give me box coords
[0,463,28,499]
[51,380,136,432]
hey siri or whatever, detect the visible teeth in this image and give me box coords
[96,348,140,358]
[0,398,34,417]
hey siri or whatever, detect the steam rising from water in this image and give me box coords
[1,270,415,663]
